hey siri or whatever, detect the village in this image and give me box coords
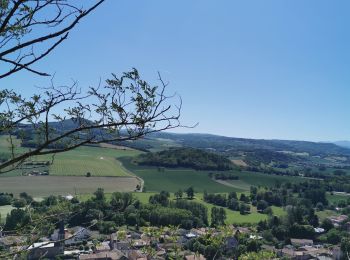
[0,213,349,260]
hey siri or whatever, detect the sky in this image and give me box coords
[2,0,350,142]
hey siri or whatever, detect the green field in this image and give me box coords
[0,135,142,177]
[45,146,141,177]
[316,209,338,222]
[326,192,350,204]
[121,157,305,193]
[121,158,242,193]
[0,205,16,223]
[0,176,140,197]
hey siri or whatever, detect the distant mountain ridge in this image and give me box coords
[333,141,350,149]
[145,132,350,156]
[13,119,350,157]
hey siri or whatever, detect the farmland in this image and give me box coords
[121,157,305,193]
[0,176,139,197]
[121,157,238,193]
[0,134,344,226]
[0,135,141,177]
[44,146,141,177]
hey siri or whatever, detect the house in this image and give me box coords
[185,232,197,239]
[129,231,142,240]
[79,250,128,260]
[225,236,239,251]
[236,226,250,234]
[51,228,72,242]
[249,234,263,240]
[127,249,147,260]
[314,227,325,234]
[331,246,342,260]
[113,240,129,251]
[27,241,62,260]
[291,239,314,247]
[95,241,111,252]
[62,226,91,246]
[344,221,350,232]
[280,247,311,260]
[328,215,348,227]
[64,194,74,200]
[185,254,206,260]
[132,239,149,248]
[300,246,332,259]
[0,235,26,249]
[190,228,208,236]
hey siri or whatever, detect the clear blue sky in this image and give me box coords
[3,0,350,142]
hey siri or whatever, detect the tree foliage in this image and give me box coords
[137,147,233,171]
[0,69,182,172]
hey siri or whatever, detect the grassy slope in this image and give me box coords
[121,157,304,193]
[227,171,303,188]
[45,146,141,177]
[0,136,141,177]
[121,157,244,193]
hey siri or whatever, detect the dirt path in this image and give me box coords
[212,178,249,192]
[117,160,144,192]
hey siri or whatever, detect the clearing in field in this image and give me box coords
[0,176,139,197]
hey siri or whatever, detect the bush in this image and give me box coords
[0,194,12,206]
[12,198,26,208]
[316,202,324,211]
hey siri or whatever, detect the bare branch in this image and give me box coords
[0,0,105,78]
[0,69,184,173]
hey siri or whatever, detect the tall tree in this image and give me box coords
[186,186,194,200]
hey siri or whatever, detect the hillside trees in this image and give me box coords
[0,1,182,173]
[137,147,233,171]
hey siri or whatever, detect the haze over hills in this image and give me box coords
[16,119,350,157]
[333,140,350,149]
[13,119,350,170]
[145,132,350,156]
